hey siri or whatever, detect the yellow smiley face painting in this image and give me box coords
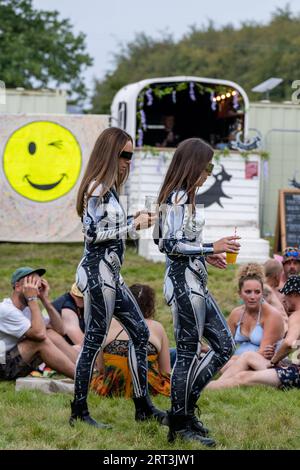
[3,121,82,202]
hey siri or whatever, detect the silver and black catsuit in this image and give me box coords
[155,189,235,415]
[75,184,149,404]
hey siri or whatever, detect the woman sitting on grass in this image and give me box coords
[206,275,300,391]
[91,284,171,397]
[221,263,285,374]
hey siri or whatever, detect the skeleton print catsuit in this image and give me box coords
[156,190,235,415]
[75,184,149,404]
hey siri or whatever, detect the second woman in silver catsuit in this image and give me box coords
[155,137,239,446]
[70,127,165,428]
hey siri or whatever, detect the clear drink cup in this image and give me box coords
[144,196,157,214]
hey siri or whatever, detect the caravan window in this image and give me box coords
[135,81,245,149]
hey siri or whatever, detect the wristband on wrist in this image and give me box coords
[202,243,214,256]
[26,296,38,302]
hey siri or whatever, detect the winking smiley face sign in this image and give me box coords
[3,121,82,202]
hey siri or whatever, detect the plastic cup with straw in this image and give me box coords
[226,226,238,264]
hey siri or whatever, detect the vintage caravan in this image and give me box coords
[111,76,269,263]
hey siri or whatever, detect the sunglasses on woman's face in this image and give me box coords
[119,150,133,161]
[205,163,214,175]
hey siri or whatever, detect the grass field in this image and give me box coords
[0,242,300,450]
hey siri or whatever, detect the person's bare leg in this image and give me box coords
[61,310,84,346]
[219,352,268,381]
[207,369,281,390]
[18,338,75,378]
[243,352,270,371]
[220,355,239,374]
[46,329,79,364]
[206,352,269,389]
[238,369,281,387]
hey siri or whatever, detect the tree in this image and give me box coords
[0,0,93,101]
[91,33,175,114]
[91,7,300,113]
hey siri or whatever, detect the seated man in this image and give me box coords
[52,283,85,347]
[279,247,300,286]
[278,247,300,308]
[263,259,288,331]
[206,275,300,390]
[0,267,78,380]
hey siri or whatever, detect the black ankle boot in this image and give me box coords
[161,411,209,435]
[187,400,210,436]
[167,412,216,447]
[133,395,167,424]
[189,415,210,436]
[69,400,111,429]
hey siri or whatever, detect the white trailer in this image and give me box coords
[111,76,269,263]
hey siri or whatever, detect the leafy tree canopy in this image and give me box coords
[92,4,300,113]
[0,0,93,101]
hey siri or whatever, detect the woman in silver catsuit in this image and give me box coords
[70,127,165,428]
[155,138,239,446]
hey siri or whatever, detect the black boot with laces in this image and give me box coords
[187,395,210,436]
[167,412,216,447]
[189,405,210,436]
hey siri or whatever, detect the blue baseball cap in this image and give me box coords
[11,266,46,287]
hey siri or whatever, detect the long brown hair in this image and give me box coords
[76,127,133,216]
[157,138,214,207]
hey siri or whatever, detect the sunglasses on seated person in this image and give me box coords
[284,247,300,259]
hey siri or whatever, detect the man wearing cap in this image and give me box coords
[0,267,77,380]
[281,247,300,283]
[206,275,300,390]
[278,247,300,307]
[52,283,85,347]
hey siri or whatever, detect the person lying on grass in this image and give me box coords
[0,267,78,381]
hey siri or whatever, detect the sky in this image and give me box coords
[33,0,299,95]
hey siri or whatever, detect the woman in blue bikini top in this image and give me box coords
[233,305,264,355]
[227,263,285,358]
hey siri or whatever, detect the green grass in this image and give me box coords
[0,242,300,450]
